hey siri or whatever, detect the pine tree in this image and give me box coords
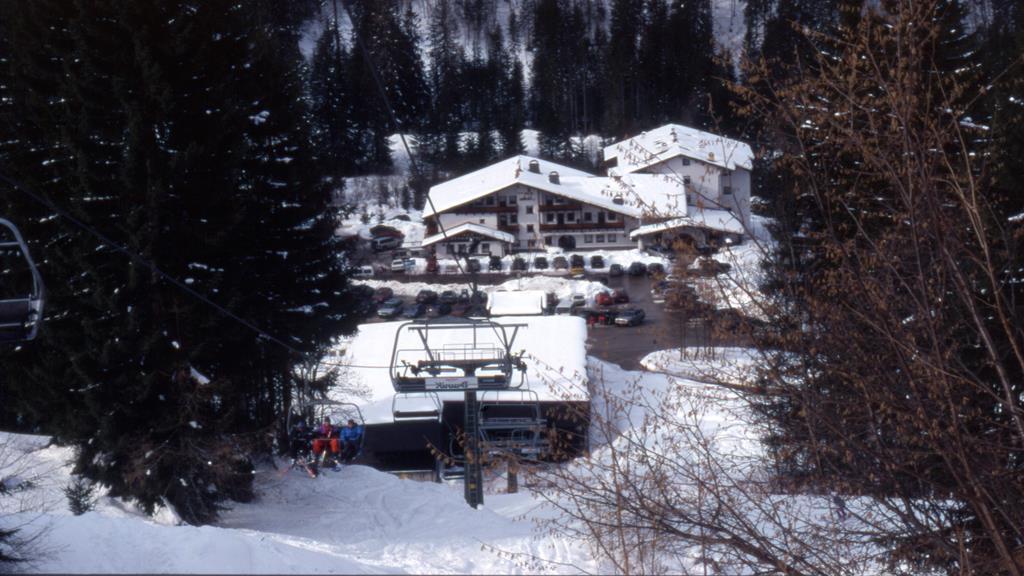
[424,0,465,168]
[603,0,644,137]
[309,14,354,181]
[0,0,360,524]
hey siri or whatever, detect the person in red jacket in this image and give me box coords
[311,417,340,465]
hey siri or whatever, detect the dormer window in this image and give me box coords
[682,158,691,166]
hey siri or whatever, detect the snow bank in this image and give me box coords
[355,275,610,307]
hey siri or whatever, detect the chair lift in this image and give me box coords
[285,399,366,470]
[0,218,44,343]
[477,389,548,462]
[388,317,528,393]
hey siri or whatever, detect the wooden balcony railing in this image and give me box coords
[538,221,626,232]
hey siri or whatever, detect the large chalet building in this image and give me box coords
[422,124,753,257]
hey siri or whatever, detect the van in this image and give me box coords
[372,236,402,251]
[352,265,374,278]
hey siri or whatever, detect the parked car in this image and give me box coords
[512,257,527,271]
[571,293,587,307]
[553,256,569,270]
[372,286,393,303]
[608,263,624,277]
[402,302,425,318]
[449,303,469,317]
[416,289,438,304]
[391,258,411,273]
[555,297,575,315]
[627,261,647,276]
[352,265,374,278]
[426,302,452,318]
[533,256,548,270]
[595,291,613,306]
[469,290,487,305]
[488,255,502,271]
[570,254,585,269]
[614,308,646,326]
[352,284,375,300]
[589,255,605,269]
[647,262,666,276]
[612,289,629,304]
[377,298,404,319]
[467,258,482,273]
[372,236,402,251]
[439,290,459,304]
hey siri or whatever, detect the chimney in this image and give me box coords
[548,171,559,184]
[528,159,540,173]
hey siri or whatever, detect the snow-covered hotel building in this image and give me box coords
[422,124,754,256]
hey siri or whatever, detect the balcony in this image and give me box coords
[539,201,584,212]
[538,221,626,232]
[497,224,519,234]
[449,203,518,214]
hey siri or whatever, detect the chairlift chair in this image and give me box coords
[286,399,366,462]
[0,218,44,343]
[388,317,528,393]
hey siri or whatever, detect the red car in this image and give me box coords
[595,291,613,306]
[612,289,630,304]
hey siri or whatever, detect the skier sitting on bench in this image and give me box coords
[311,417,340,465]
[339,419,363,463]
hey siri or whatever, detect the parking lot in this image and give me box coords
[358,270,752,371]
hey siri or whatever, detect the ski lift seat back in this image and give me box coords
[0,218,44,343]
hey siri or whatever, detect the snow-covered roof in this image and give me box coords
[578,173,689,219]
[487,290,547,316]
[424,156,601,218]
[603,124,754,173]
[337,316,589,425]
[629,208,747,239]
[420,222,515,247]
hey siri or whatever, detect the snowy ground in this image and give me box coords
[0,349,766,575]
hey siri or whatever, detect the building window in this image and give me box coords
[584,234,594,243]
[545,236,554,246]
[526,205,534,214]
[479,219,485,224]
[447,245,456,255]
[510,213,518,224]
[546,213,555,223]
[480,242,491,254]
[499,215,508,226]
[508,195,517,205]
[607,234,617,243]
[583,212,593,222]
[566,212,576,222]
[526,224,535,232]
[683,175,691,184]
[484,196,496,206]
[595,234,605,243]
[682,158,691,166]
[723,186,733,195]
[552,196,566,205]
[607,212,618,222]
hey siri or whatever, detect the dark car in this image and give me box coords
[449,303,469,317]
[402,302,425,318]
[612,289,629,304]
[467,258,482,273]
[458,288,471,303]
[352,284,375,300]
[426,302,452,318]
[590,255,605,269]
[469,290,487,305]
[627,261,647,276]
[608,263,624,277]
[416,289,438,304]
[512,257,527,271]
[553,256,569,270]
[614,308,646,326]
[570,254,585,269]
[595,291,613,306]
[533,256,548,270]
[647,262,666,276]
[372,286,394,303]
[377,298,404,319]
[439,290,459,304]
[489,255,502,271]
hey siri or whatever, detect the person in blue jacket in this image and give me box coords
[339,419,363,463]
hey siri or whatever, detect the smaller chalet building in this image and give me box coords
[423,124,755,254]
